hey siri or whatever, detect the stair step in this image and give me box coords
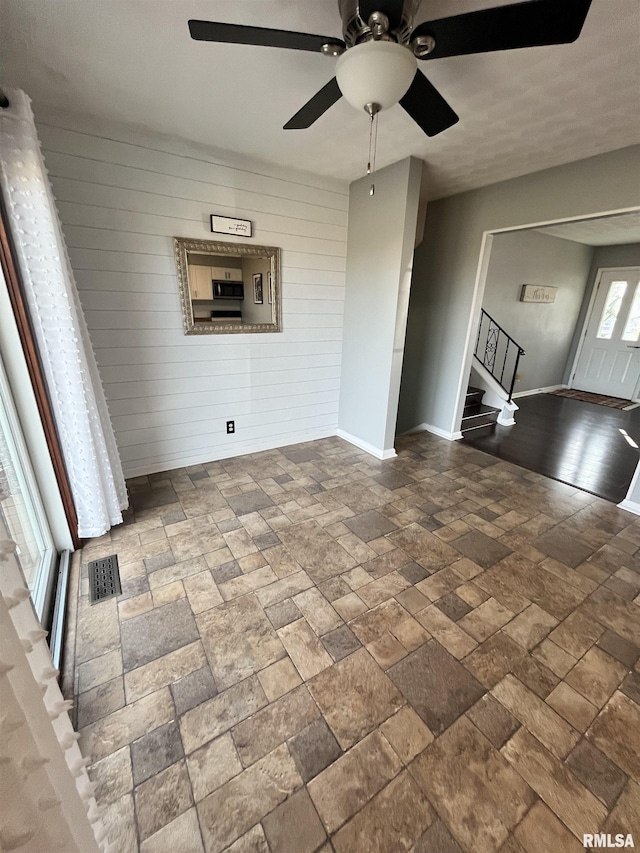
[462,422,498,437]
[463,403,483,416]
[466,385,484,405]
[463,402,497,417]
[461,403,500,431]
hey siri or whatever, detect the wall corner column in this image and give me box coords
[338,156,423,458]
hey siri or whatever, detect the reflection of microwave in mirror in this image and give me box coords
[213,280,244,300]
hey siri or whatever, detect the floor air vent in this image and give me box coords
[88,555,121,604]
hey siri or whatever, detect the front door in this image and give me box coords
[572,267,640,399]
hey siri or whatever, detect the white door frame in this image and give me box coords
[567,266,640,401]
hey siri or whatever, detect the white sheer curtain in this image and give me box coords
[0,90,127,538]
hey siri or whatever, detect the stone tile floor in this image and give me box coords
[72,433,640,853]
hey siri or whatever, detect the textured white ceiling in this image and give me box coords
[536,212,640,247]
[1,0,639,197]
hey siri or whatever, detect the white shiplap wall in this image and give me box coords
[36,114,348,478]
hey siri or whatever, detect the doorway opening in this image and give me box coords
[461,210,640,503]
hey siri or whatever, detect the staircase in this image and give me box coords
[474,308,526,403]
[462,386,500,435]
[463,308,526,434]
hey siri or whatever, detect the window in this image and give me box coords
[597,280,627,339]
[0,356,56,619]
[622,281,640,342]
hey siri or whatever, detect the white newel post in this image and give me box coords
[0,540,108,852]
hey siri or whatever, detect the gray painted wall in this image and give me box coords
[241,256,272,325]
[481,230,593,394]
[397,145,640,436]
[563,242,640,384]
[338,156,422,454]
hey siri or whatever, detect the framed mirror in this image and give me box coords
[174,238,281,334]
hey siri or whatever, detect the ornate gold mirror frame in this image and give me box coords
[174,238,281,335]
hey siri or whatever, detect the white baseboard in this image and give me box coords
[406,423,463,442]
[336,429,397,460]
[124,427,337,478]
[512,384,567,399]
[617,498,640,516]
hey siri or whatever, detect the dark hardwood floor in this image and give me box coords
[461,393,640,504]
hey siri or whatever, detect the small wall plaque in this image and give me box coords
[210,215,252,238]
[520,284,557,303]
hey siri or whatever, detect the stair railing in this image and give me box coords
[474,309,525,403]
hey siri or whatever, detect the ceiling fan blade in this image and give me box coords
[358,0,405,30]
[399,71,459,137]
[188,20,345,53]
[283,78,342,130]
[412,0,592,60]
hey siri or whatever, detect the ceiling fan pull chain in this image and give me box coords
[371,108,379,195]
[367,108,374,195]
[365,102,380,196]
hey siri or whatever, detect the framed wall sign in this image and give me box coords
[520,285,557,303]
[210,215,253,238]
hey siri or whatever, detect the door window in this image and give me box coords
[597,280,627,339]
[622,281,640,342]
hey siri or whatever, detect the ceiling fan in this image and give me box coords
[189,0,593,138]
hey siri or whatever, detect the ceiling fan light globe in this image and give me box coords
[335,40,417,112]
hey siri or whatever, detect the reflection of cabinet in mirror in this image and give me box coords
[212,267,243,282]
[174,238,281,335]
[188,265,213,300]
